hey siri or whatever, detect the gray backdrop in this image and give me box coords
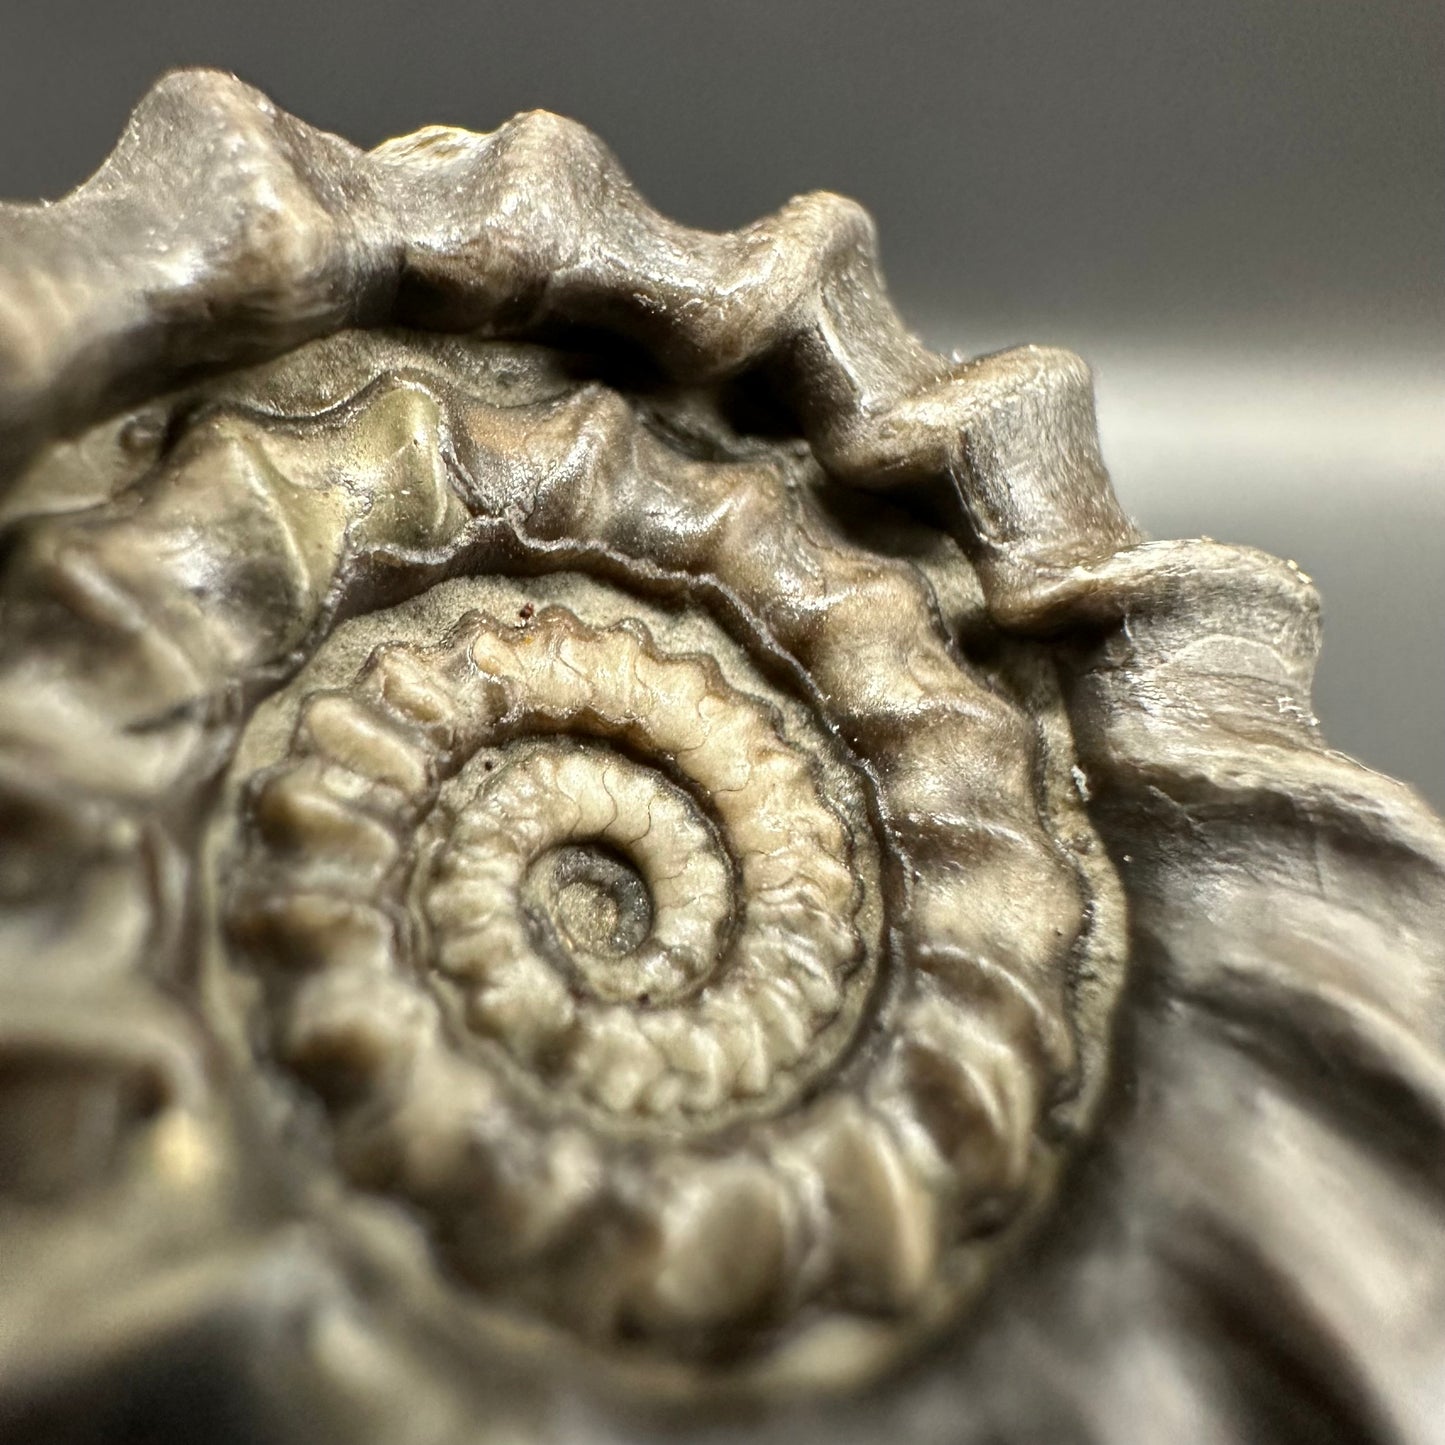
[2,0,1440,804]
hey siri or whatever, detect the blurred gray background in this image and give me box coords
[2,0,1440,804]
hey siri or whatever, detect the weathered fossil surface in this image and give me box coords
[1,69,1444,1445]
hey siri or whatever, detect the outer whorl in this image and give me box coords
[1,68,1443,1445]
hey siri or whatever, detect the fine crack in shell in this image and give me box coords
[1,68,1444,1445]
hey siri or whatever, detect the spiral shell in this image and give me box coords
[196,328,1123,1358]
[5,71,1445,1442]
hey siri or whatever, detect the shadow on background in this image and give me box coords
[2,0,1439,802]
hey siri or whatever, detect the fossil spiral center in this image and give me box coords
[430,740,731,1012]
[533,845,653,963]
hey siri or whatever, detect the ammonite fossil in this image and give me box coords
[2,70,1444,1445]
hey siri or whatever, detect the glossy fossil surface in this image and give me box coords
[1,69,1444,1445]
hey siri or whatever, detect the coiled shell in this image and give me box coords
[1,69,1443,1445]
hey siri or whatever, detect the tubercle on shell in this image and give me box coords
[0,69,1135,604]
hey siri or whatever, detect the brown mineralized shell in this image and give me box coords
[1,69,1443,1445]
